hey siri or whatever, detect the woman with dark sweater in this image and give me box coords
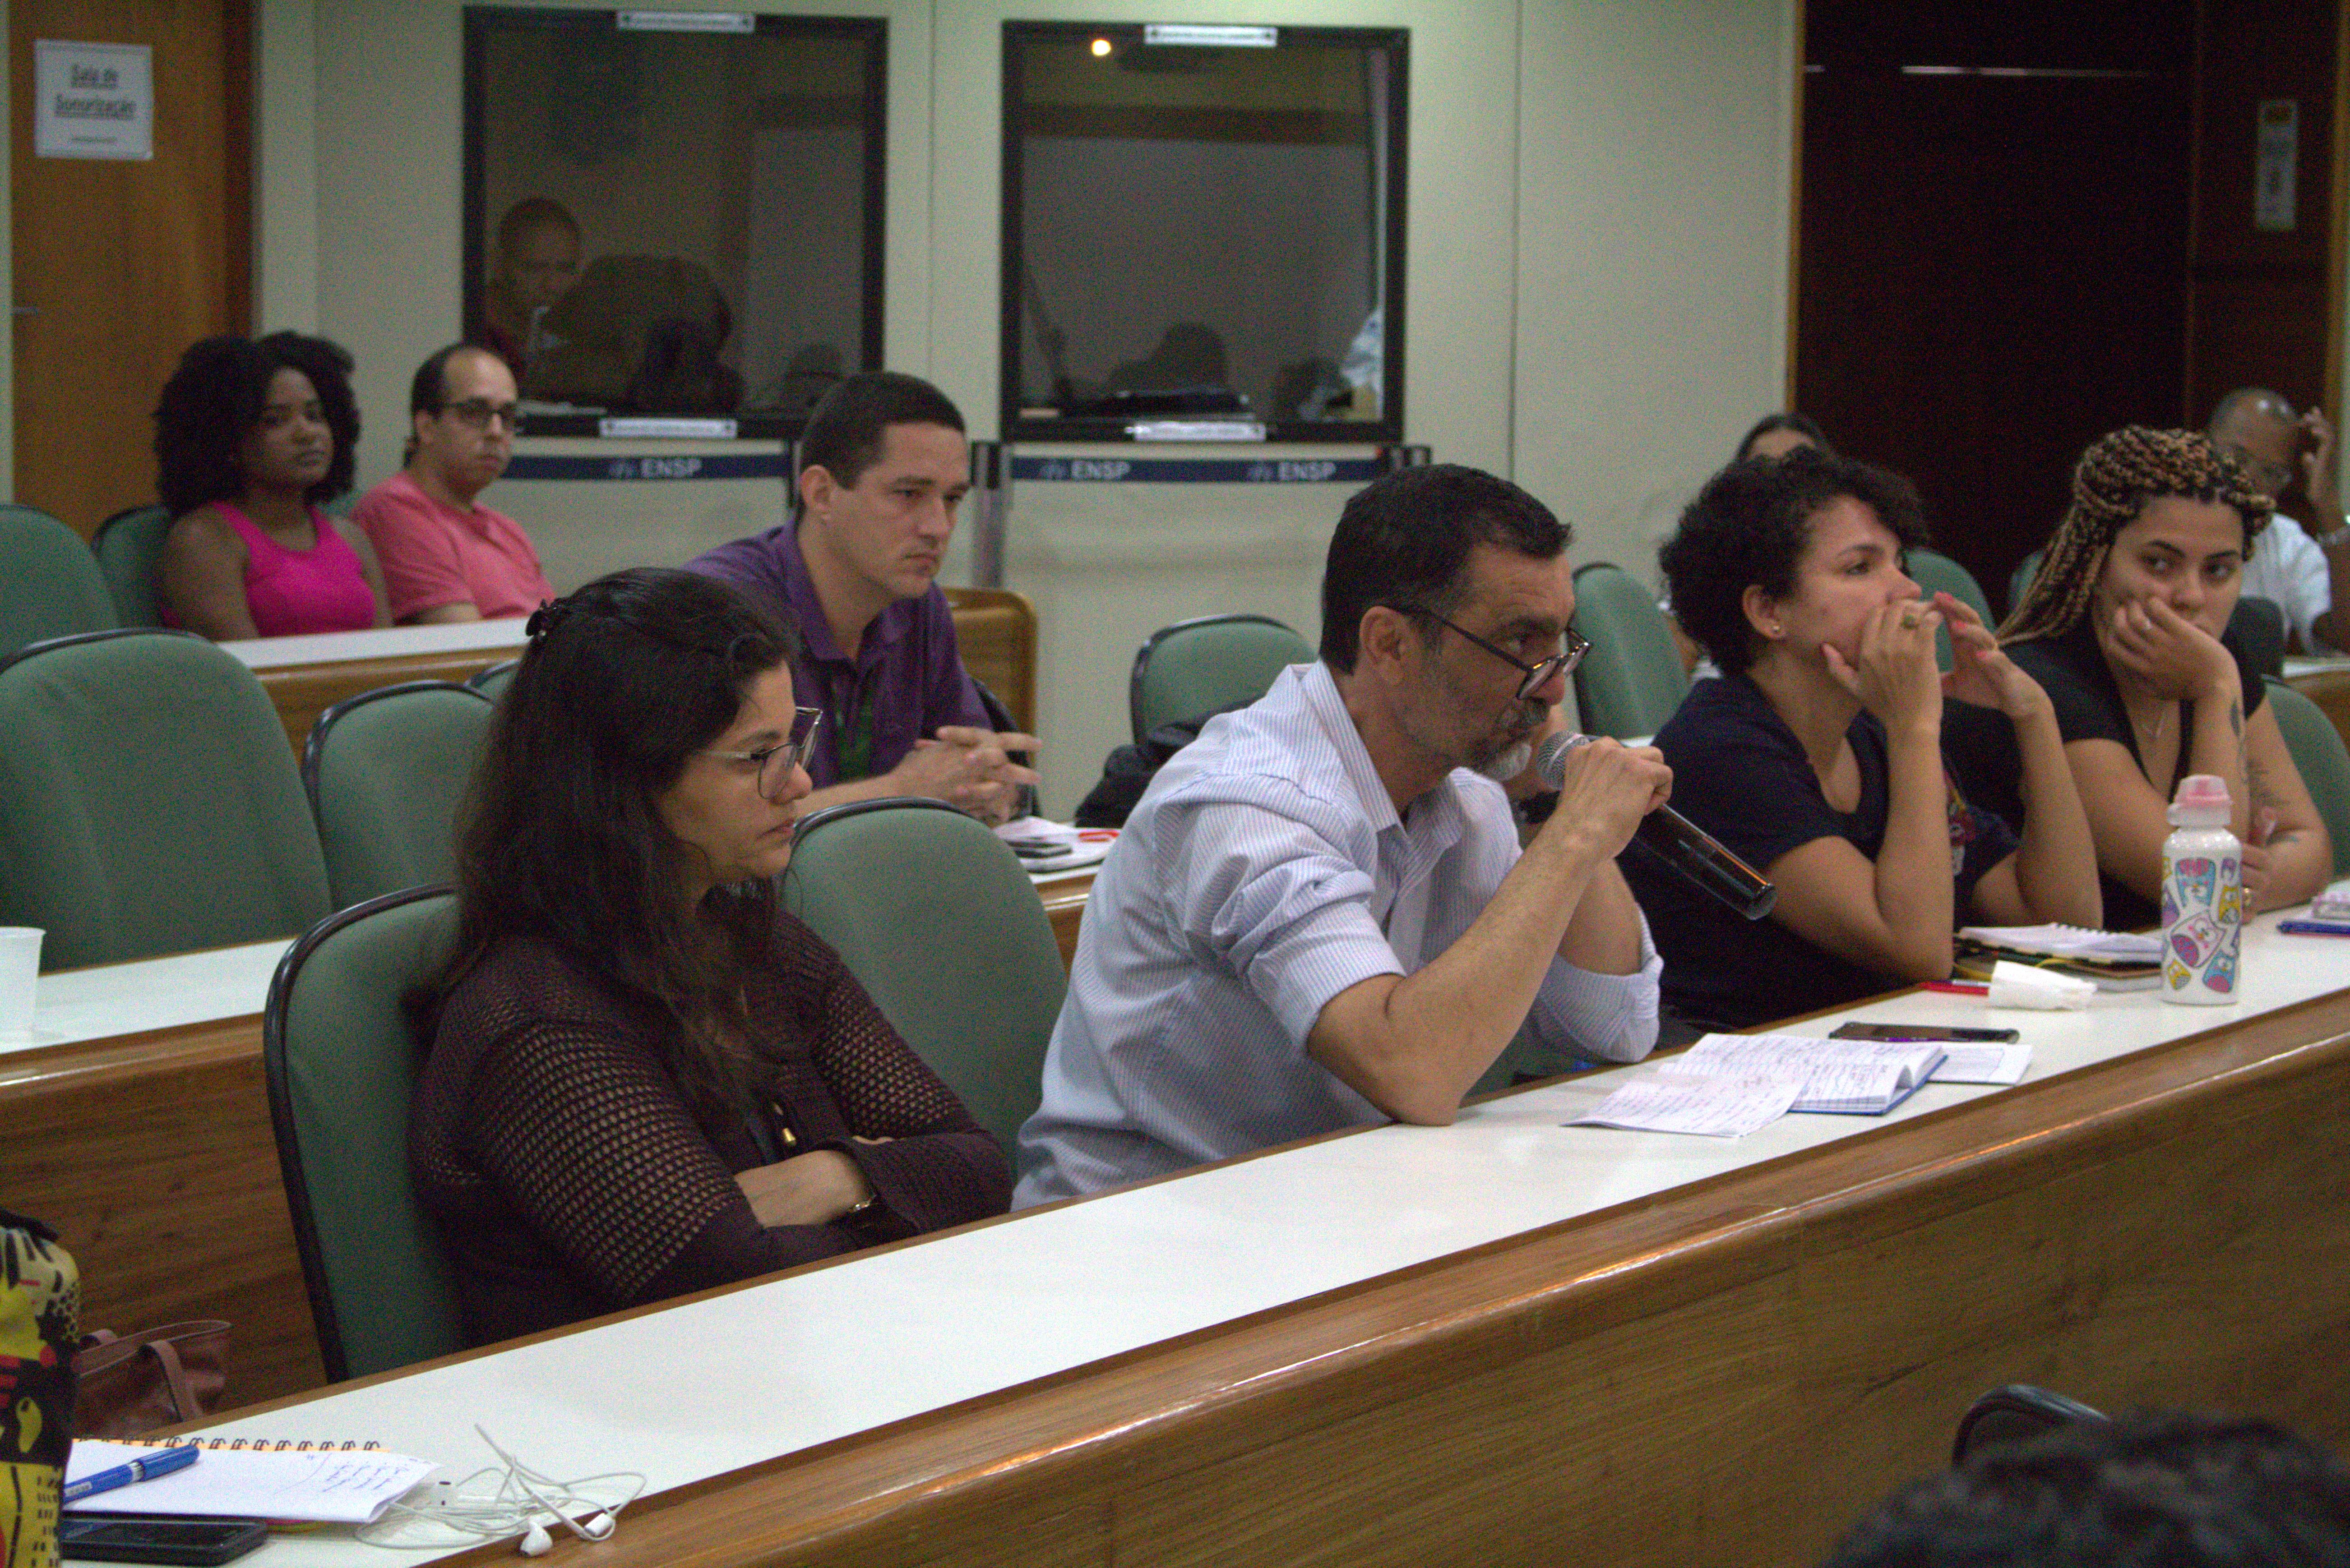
[1630,447,2100,1031]
[410,568,1009,1344]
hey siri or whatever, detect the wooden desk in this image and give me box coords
[2285,655,2350,751]
[11,872,1093,1414]
[224,623,527,755]
[200,917,2350,1568]
[227,595,1037,756]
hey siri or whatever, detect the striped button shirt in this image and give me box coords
[1013,661,1660,1206]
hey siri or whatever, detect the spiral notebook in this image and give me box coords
[65,1439,435,1523]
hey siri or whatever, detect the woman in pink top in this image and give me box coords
[154,332,388,640]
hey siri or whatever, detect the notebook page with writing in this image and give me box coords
[63,1442,436,1523]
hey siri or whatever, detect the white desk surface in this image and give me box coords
[208,909,2350,1563]
[220,620,527,672]
[1,940,288,1061]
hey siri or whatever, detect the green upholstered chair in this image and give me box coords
[2008,549,2044,618]
[783,798,1066,1158]
[2262,678,2350,876]
[302,681,495,910]
[263,886,466,1380]
[1906,548,1995,672]
[1568,563,1690,739]
[0,629,332,970]
[467,658,519,700]
[1129,613,1313,741]
[91,504,173,627]
[0,503,116,655]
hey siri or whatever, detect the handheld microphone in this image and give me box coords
[1536,733,1776,921]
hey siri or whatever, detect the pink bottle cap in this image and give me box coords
[2168,773,2232,826]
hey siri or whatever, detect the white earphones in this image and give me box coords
[354,1425,642,1557]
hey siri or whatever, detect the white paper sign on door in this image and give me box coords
[34,40,153,161]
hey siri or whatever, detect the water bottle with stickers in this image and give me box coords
[2160,774,2242,1005]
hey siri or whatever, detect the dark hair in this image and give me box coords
[2001,426,2273,644]
[495,196,579,256]
[798,371,965,494]
[432,568,798,1114]
[1318,464,1570,672]
[404,342,506,465]
[152,332,361,517]
[1822,1411,2350,1568]
[1736,410,1832,462]
[1661,445,1929,676]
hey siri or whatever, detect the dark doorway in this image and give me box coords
[1794,0,2341,615]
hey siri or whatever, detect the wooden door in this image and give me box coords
[10,0,248,536]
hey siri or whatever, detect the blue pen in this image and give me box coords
[63,1443,200,1503]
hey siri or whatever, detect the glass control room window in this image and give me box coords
[463,8,885,437]
[1002,22,1407,443]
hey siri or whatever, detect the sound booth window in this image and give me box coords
[463,8,884,437]
[1002,21,1407,444]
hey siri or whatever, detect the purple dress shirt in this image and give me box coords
[687,522,989,788]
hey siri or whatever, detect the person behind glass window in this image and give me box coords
[351,343,555,625]
[688,372,1041,825]
[153,332,386,641]
[1635,446,2100,1032]
[409,567,1010,1344]
[1952,427,2330,927]
[478,197,581,383]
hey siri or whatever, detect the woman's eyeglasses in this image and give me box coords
[1388,606,1591,699]
[702,707,824,798]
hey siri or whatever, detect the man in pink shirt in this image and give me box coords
[355,343,555,623]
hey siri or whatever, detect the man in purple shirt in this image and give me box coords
[688,372,1039,823]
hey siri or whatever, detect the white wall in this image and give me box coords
[8,0,1800,812]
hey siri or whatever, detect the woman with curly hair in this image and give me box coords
[1955,426,2330,925]
[153,332,385,639]
[1629,446,2099,1031]
[410,568,1010,1343]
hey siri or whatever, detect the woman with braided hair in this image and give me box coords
[1965,426,2330,927]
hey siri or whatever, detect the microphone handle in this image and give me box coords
[1628,803,1777,922]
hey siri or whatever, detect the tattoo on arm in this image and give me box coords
[2228,701,2242,739]
[2248,753,2281,812]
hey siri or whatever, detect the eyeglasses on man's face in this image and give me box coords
[702,706,824,799]
[1388,604,1590,699]
[442,397,524,434]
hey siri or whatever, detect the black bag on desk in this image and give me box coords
[1073,701,1249,829]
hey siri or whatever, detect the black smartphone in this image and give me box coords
[1831,1022,2022,1044]
[59,1515,268,1565]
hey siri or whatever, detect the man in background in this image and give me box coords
[354,343,555,624]
[2212,386,2346,652]
[479,198,582,384]
[688,372,1039,824]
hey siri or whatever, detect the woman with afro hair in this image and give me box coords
[153,331,386,639]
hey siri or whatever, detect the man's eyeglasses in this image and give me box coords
[702,707,824,798]
[442,397,524,433]
[1390,605,1590,699]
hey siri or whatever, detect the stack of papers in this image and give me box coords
[1957,923,2163,990]
[1568,1031,2031,1139]
[64,1442,437,1524]
[995,816,1117,875]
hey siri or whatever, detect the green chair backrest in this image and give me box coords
[1569,563,1690,739]
[783,799,1066,1158]
[264,888,466,1380]
[304,681,495,910]
[0,630,331,969]
[1907,548,1995,672]
[92,505,173,627]
[0,504,116,655]
[2262,678,2350,876]
[1130,613,1313,740]
[467,659,519,700]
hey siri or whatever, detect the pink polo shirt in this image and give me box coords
[353,470,555,622]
